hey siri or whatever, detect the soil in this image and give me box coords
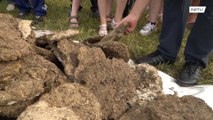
[0,14,32,62]
[0,55,66,117]
[119,95,213,120]
[19,83,102,120]
[74,46,138,120]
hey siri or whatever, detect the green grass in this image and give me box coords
[1,0,213,84]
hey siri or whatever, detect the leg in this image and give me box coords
[158,0,191,60]
[139,0,162,36]
[15,0,31,14]
[70,0,81,28]
[136,0,191,65]
[90,0,98,15]
[98,0,108,36]
[148,0,163,23]
[185,0,213,67]
[114,0,128,22]
[31,0,47,16]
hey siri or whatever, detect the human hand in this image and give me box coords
[115,15,138,34]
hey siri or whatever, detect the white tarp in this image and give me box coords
[159,71,213,109]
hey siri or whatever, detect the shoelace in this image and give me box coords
[184,62,201,76]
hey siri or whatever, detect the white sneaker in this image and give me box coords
[6,4,15,11]
[139,22,157,36]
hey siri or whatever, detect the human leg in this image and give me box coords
[15,0,31,18]
[112,0,128,29]
[90,0,99,17]
[136,0,191,64]
[70,0,81,28]
[139,0,162,36]
[98,0,108,36]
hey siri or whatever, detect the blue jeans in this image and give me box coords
[15,0,46,16]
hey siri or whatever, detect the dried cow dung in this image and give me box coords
[18,83,102,120]
[119,95,213,120]
[0,55,66,117]
[74,46,138,120]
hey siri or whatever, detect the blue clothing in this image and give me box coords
[15,0,46,16]
[8,0,15,4]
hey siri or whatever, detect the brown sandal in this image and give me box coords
[69,16,79,29]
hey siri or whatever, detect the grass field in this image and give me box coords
[1,0,213,84]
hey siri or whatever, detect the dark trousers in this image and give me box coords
[8,0,15,4]
[159,0,213,67]
[90,0,98,12]
[15,0,46,16]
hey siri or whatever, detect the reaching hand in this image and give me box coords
[115,15,138,34]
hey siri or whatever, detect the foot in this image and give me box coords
[6,3,15,11]
[136,50,174,65]
[139,22,157,36]
[69,16,79,29]
[111,18,118,29]
[33,16,45,24]
[176,62,203,87]
[17,12,29,19]
[99,24,107,36]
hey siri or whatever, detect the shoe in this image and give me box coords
[17,12,29,19]
[69,16,79,29]
[176,62,203,87]
[6,3,15,11]
[139,22,157,36]
[136,50,174,65]
[33,16,45,24]
[111,18,118,29]
[99,24,108,36]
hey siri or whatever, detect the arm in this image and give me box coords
[116,0,151,33]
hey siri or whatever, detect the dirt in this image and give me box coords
[0,14,33,62]
[120,95,213,120]
[18,83,101,120]
[0,55,66,117]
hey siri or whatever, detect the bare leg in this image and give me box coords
[70,0,81,28]
[114,0,128,22]
[98,0,108,36]
[149,0,163,23]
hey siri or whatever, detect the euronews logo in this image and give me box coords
[189,6,206,13]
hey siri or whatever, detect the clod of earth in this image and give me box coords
[119,95,213,120]
[0,55,66,117]
[18,83,102,120]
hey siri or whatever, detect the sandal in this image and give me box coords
[111,18,118,29]
[106,14,113,24]
[69,16,79,29]
[99,24,108,36]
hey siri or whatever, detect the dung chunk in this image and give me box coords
[21,83,102,120]
[0,14,32,62]
[119,95,213,120]
[83,24,130,62]
[18,101,80,120]
[53,39,84,80]
[133,64,163,105]
[0,55,66,117]
[74,46,138,120]
[101,41,130,62]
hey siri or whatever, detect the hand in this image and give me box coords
[115,15,138,34]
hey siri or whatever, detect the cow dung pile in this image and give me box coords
[0,13,213,120]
